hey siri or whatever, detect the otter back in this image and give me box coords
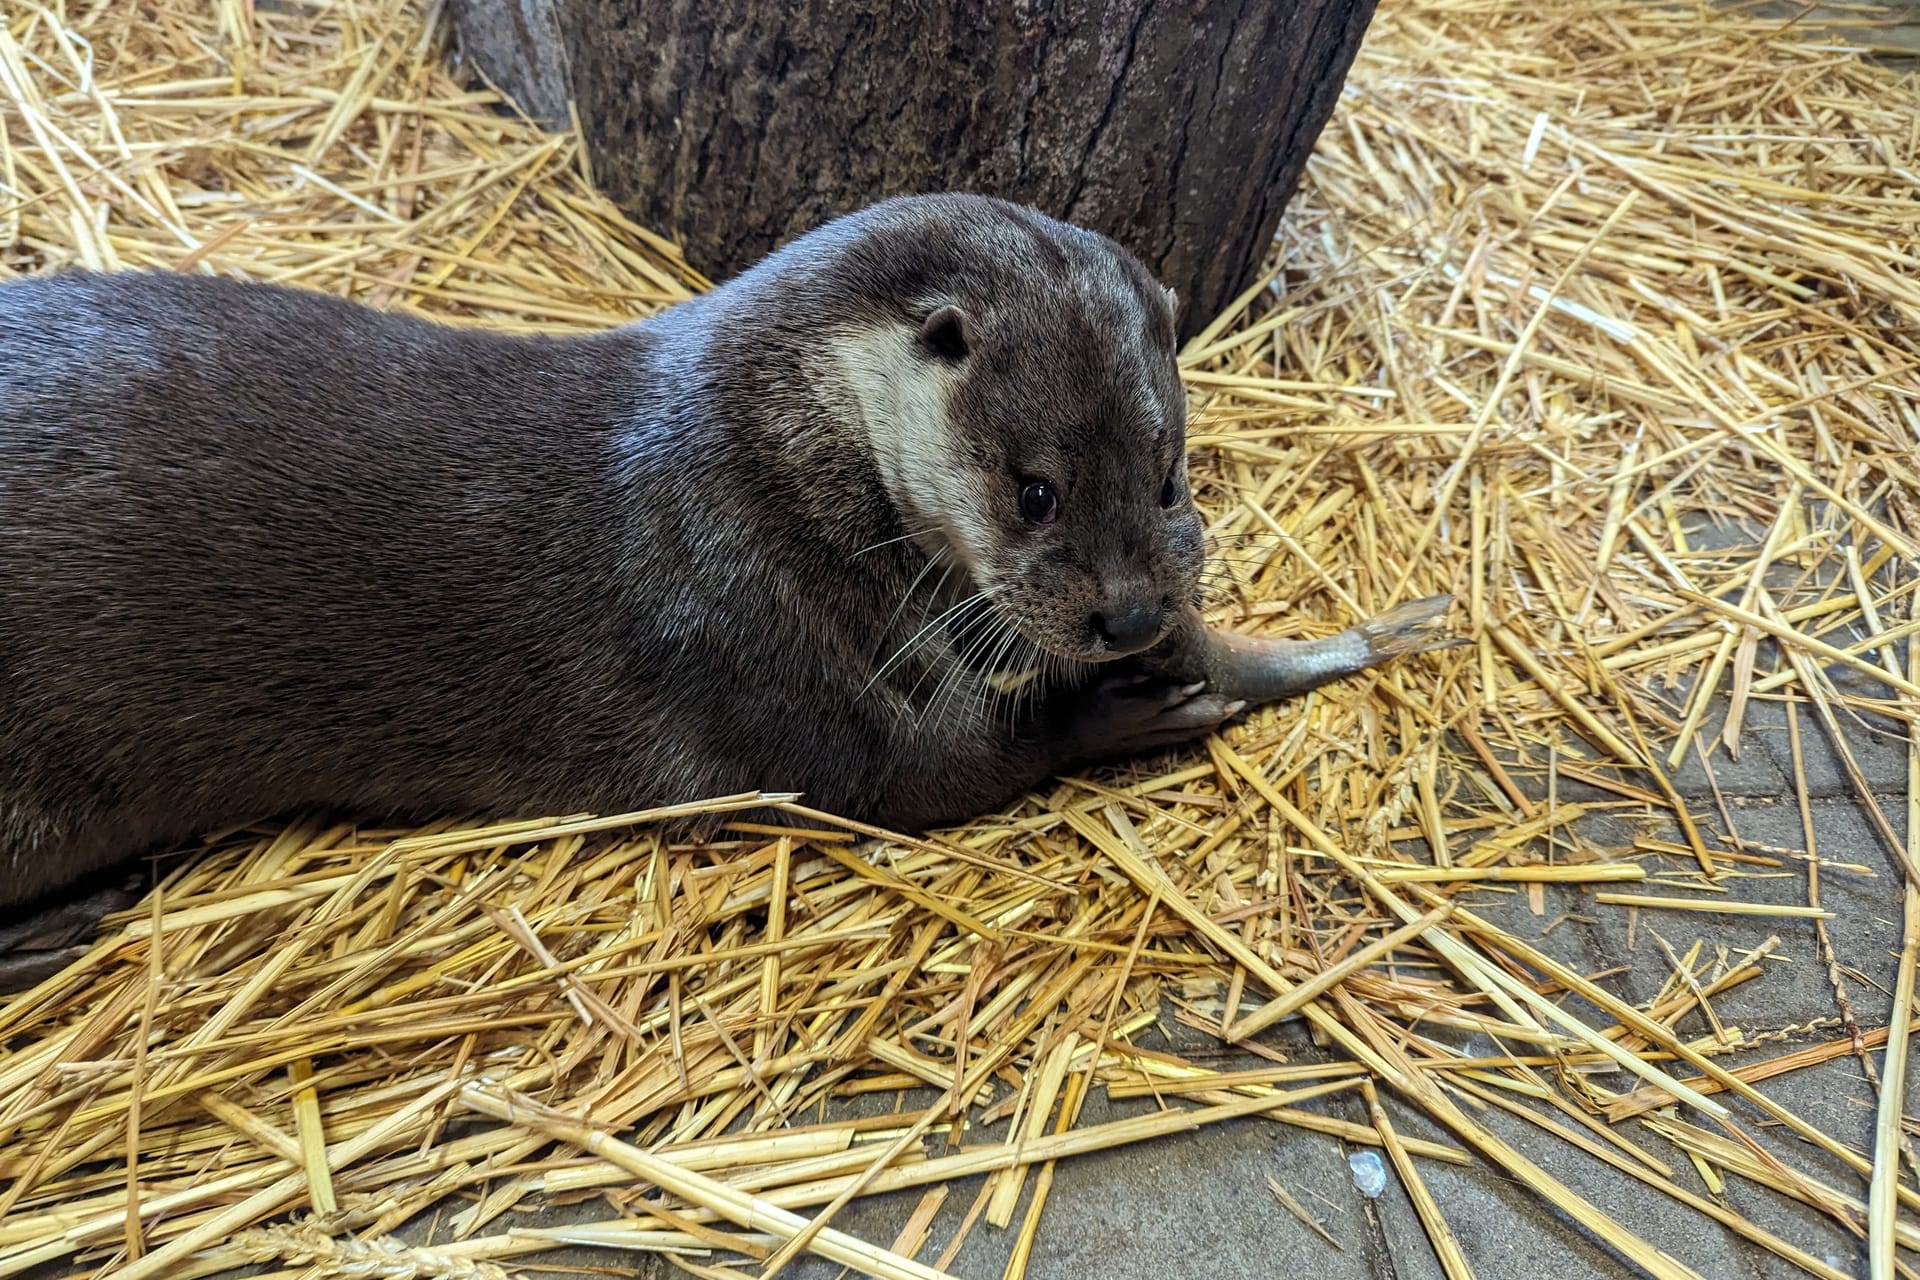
[0,271,673,901]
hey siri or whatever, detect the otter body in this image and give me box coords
[0,196,1239,912]
[0,196,1454,960]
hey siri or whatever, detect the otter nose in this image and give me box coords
[1089,600,1166,655]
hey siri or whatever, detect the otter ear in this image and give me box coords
[917,305,970,362]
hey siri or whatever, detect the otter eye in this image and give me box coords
[1159,467,1182,509]
[1019,480,1059,525]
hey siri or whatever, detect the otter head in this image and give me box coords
[824,195,1206,665]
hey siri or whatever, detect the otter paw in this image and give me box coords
[0,945,92,995]
[0,878,141,995]
[1072,676,1246,759]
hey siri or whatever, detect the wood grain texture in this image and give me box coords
[453,0,1378,339]
[449,0,571,125]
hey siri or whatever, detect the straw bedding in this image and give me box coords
[2,0,1918,1276]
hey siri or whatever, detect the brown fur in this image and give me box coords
[0,194,1233,913]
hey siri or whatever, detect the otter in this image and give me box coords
[0,194,1452,987]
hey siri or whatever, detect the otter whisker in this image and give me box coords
[916,560,960,628]
[998,645,1040,734]
[975,625,1029,734]
[1012,637,1050,720]
[852,525,940,558]
[1007,640,1052,736]
[1197,566,1276,591]
[996,630,1058,736]
[971,624,1027,735]
[930,606,1011,727]
[911,604,1000,715]
[905,592,1002,715]
[866,586,992,695]
[878,546,948,641]
[1202,531,1288,546]
[916,637,977,733]
[923,604,1017,735]
[1201,555,1285,571]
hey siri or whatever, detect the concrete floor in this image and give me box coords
[1753,1,1920,62]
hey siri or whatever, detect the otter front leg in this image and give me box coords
[871,673,1243,829]
[1060,674,1247,764]
[0,876,144,994]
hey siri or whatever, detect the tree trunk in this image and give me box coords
[451,0,572,126]
[451,0,1378,341]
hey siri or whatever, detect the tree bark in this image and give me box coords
[452,1,1378,341]
[449,0,571,126]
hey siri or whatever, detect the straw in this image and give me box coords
[3,0,1918,1276]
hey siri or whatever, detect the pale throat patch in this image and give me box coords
[832,324,995,575]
